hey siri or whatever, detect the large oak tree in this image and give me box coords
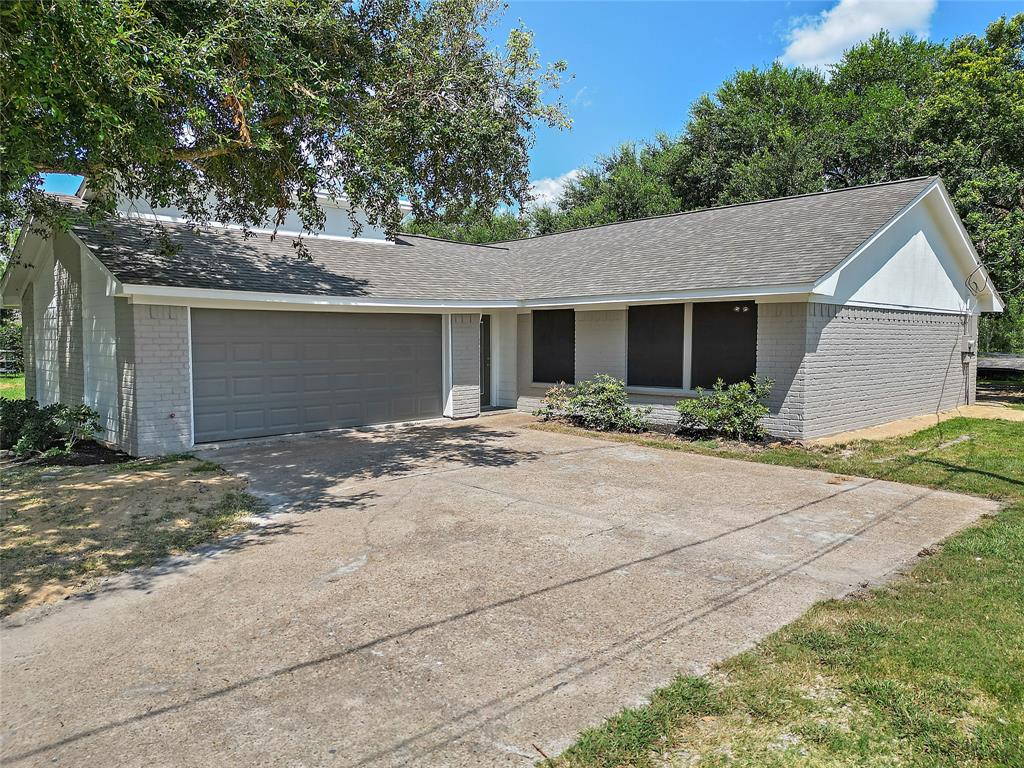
[0,0,568,251]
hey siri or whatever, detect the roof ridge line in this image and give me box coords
[490,176,937,245]
[394,232,511,251]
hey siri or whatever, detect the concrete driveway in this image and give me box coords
[1,414,995,767]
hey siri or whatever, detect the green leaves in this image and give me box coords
[527,14,1023,350]
[536,375,653,433]
[1,0,568,250]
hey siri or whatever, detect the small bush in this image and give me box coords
[1,399,101,456]
[0,321,23,373]
[536,374,652,432]
[676,376,773,440]
[0,398,38,449]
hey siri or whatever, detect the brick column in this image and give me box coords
[115,303,193,456]
[447,313,481,419]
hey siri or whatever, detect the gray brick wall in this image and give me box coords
[802,304,975,438]
[449,313,481,419]
[575,310,626,381]
[494,310,519,407]
[516,302,978,440]
[516,312,548,406]
[756,303,810,439]
[115,303,192,456]
[114,298,138,455]
[21,285,35,401]
[53,233,85,404]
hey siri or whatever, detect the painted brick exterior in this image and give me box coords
[756,303,810,439]
[52,234,85,404]
[21,285,35,401]
[516,309,679,428]
[114,298,138,454]
[494,310,518,407]
[575,310,626,381]
[516,312,547,407]
[449,313,481,419]
[517,303,977,440]
[116,304,192,456]
[801,304,974,438]
[756,302,976,439]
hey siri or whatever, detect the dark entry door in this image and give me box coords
[480,314,491,408]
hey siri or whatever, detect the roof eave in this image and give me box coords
[117,281,817,310]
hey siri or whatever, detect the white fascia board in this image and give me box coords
[3,223,122,307]
[118,282,816,312]
[812,297,981,315]
[119,284,521,310]
[0,226,43,306]
[521,283,815,309]
[813,179,1003,313]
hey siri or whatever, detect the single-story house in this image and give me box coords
[0,176,1002,455]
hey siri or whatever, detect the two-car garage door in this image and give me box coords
[191,309,443,442]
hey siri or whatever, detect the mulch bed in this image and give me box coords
[1,440,132,468]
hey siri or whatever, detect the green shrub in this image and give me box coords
[675,376,773,440]
[0,397,37,449]
[1,399,101,456]
[536,374,652,432]
[0,321,23,373]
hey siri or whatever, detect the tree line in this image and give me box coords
[406,15,1023,351]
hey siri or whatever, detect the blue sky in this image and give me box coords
[43,0,1022,204]
[504,0,1022,204]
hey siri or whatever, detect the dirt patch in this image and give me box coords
[0,454,264,617]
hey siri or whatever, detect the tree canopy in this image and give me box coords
[0,0,569,253]
[410,14,1023,350]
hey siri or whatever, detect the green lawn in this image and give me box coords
[0,373,25,400]
[534,418,1024,768]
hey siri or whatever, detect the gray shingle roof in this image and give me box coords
[70,177,934,302]
[72,221,521,301]
[502,177,934,299]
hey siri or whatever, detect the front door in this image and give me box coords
[480,314,491,408]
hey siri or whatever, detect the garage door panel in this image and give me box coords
[232,377,264,396]
[194,377,228,398]
[269,375,298,394]
[195,412,228,434]
[231,342,264,362]
[193,342,228,364]
[191,309,443,442]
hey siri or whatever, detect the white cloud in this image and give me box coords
[780,0,936,70]
[571,86,594,109]
[527,168,581,209]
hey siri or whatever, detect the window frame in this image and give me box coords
[531,308,575,385]
[689,300,758,389]
[625,303,686,390]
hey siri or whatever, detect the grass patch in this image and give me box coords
[0,373,25,400]
[540,417,1024,768]
[189,458,223,473]
[0,455,264,616]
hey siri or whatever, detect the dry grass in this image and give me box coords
[0,454,264,616]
